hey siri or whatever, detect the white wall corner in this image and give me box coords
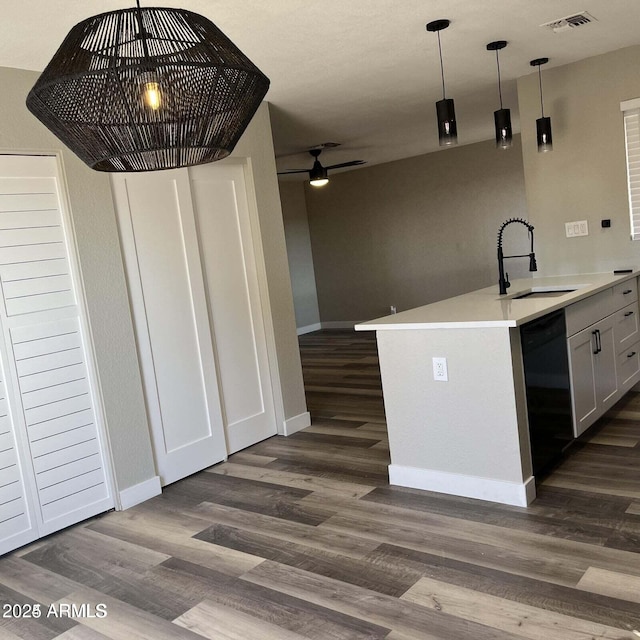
[283,411,311,436]
[388,464,536,507]
[118,476,162,510]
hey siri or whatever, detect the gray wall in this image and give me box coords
[303,135,530,322]
[518,46,640,275]
[0,66,155,492]
[279,181,321,330]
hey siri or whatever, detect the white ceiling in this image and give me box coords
[3,1,640,174]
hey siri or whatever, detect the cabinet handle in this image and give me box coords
[623,289,633,295]
[628,351,637,358]
[592,329,601,354]
[625,311,634,317]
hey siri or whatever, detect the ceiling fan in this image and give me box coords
[278,147,365,187]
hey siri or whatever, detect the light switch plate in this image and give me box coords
[565,220,589,237]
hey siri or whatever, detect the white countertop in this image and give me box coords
[355,271,640,330]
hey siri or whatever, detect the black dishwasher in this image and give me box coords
[520,309,574,475]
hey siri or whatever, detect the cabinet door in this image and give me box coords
[568,327,598,436]
[594,315,618,413]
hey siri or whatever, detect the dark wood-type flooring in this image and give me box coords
[1,328,640,639]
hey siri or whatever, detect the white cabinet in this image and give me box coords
[566,276,640,437]
[568,315,618,436]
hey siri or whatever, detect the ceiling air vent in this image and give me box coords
[541,11,597,34]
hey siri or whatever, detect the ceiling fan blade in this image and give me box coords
[277,169,310,175]
[325,160,366,170]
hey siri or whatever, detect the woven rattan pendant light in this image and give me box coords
[26,2,270,172]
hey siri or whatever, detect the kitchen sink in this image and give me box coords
[513,289,576,299]
[502,284,590,300]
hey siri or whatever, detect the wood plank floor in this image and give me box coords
[2,328,640,639]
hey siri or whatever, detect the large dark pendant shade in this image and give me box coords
[26,6,270,172]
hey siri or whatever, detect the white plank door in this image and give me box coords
[111,170,228,485]
[0,155,114,541]
[190,162,277,453]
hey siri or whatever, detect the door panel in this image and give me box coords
[190,163,277,453]
[0,368,36,555]
[0,155,113,542]
[112,171,227,485]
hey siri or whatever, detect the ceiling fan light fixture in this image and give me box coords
[277,147,365,186]
[427,19,458,147]
[486,41,512,150]
[309,160,329,187]
[25,2,270,172]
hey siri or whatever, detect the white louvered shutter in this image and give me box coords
[621,100,640,240]
[0,155,114,550]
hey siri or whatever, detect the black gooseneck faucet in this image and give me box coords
[497,218,537,295]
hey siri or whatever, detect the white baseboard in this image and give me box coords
[296,323,322,335]
[388,464,536,507]
[320,321,357,330]
[118,475,162,510]
[283,411,311,436]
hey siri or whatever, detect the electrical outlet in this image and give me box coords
[432,357,448,382]
[390,305,397,314]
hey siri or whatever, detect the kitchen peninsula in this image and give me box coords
[355,271,640,506]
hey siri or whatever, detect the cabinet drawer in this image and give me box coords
[565,288,613,336]
[614,301,640,354]
[617,340,640,391]
[613,278,638,310]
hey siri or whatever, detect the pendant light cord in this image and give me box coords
[135,0,151,62]
[437,31,446,100]
[495,50,503,109]
[538,65,545,117]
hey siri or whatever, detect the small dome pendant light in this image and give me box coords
[486,41,512,150]
[530,58,553,153]
[426,19,457,147]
